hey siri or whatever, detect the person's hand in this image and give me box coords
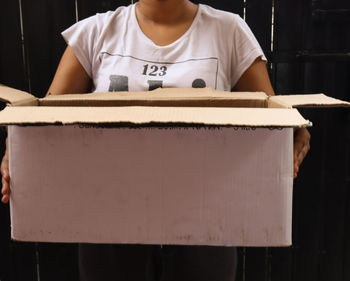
[293,128,311,178]
[1,139,10,204]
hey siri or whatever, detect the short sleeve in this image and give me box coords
[230,15,267,88]
[61,16,99,78]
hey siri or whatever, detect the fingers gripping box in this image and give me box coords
[0,86,348,246]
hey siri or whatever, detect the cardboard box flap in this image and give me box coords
[0,106,311,127]
[0,85,37,106]
[43,88,268,108]
[269,94,350,108]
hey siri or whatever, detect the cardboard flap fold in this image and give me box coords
[269,94,350,108]
[43,88,268,108]
[0,85,37,106]
[0,85,347,129]
[0,106,311,128]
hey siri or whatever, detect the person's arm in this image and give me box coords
[1,46,92,203]
[234,58,275,96]
[1,138,10,203]
[233,58,311,178]
[46,45,92,96]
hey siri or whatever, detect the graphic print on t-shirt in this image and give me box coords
[98,52,219,92]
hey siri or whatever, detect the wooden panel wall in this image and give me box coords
[0,0,349,281]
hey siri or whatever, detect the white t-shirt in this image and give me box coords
[62,3,266,92]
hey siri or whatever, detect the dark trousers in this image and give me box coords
[79,244,237,281]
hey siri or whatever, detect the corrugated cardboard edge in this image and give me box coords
[269,94,350,108]
[0,84,38,106]
[0,106,311,128]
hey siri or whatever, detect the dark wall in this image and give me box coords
[0,0,349,281]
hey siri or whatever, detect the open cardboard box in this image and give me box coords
[0,85,348,246]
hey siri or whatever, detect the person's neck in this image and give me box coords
[136,0,196,25]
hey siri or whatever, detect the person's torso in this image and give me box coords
[90,4,236,92]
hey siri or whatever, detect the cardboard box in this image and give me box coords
[0,85,348,246]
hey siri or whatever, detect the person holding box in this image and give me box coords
[1,0,310,280]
